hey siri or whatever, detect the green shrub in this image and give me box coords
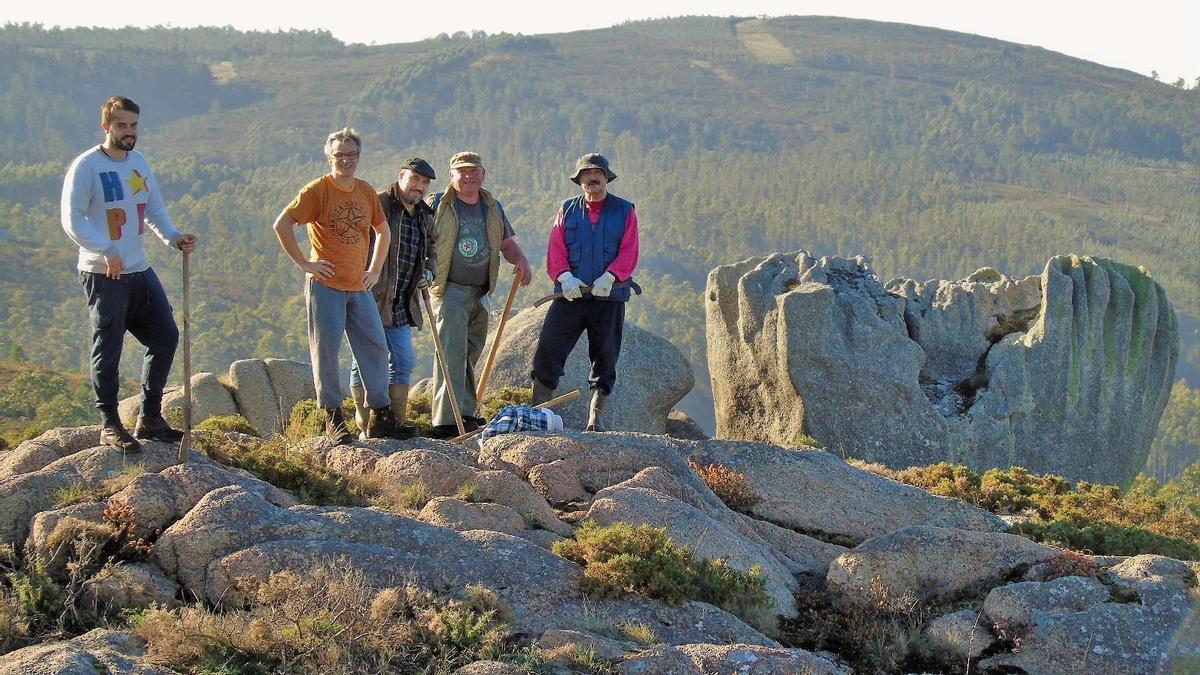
[196,415,259,435]
[1011,520,1200,560]
[856,459,1200,558]
[552,521,773,631]
[478,387,532,421]
[194,433,375,506]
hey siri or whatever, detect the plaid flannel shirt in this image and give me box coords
[391,205,425,327]
[479,405,552,440]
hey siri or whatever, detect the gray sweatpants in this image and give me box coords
[431,282,489,426]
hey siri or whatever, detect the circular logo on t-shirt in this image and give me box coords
[331,203,367,244]
[458,237,482,262]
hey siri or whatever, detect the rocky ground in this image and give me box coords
[1,423,1196,673]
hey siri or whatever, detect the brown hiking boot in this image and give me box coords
[368,406,414,440]
[324,407,354,445]
[586,390,608,432]
[101,424,142,454]
[134,414,184,442]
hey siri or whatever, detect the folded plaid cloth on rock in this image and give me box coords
[479,405,564,440]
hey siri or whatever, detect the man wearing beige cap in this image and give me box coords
[425,151,531,438]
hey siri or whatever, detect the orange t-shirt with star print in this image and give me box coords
[286,175,385,291]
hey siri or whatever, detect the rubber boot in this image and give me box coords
[586,390,608,432]
[350,385,370,439]
[532,378,556,406]
[389,383,417,439]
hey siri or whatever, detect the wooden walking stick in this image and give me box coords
[177,251,192,464]
[450,389,581,443]
[474,267,521,408]
[420,287,466,437]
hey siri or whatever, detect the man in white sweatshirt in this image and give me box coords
[61,96,198,453]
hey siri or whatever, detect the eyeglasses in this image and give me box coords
[331,152,359,160]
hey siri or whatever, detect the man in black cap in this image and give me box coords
[531,153,639,431]
[348,158,438,438]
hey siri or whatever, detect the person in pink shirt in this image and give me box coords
[531,153,639,431]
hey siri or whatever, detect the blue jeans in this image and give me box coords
[305,278,389,409]
[79,268,178,424]
[349,324,415,387]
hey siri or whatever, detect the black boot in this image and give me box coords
[135,413,185,442]
[586,390,608,432]
[325,407,354,445]
[101,423,142,454]
[532,379,556,406]
[368,406,413,440]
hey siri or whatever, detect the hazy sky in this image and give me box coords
[8,1,1198,83]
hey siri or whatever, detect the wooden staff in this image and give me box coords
[450,389,581,443]
[421,287,466,437]
[474,267,521,408]
[177,251,192,464]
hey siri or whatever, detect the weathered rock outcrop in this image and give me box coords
[480,305,694,433]
[0,628,173,675]
[0,424,1192,671]
[116,357,315,436]
[979,555,1199,673]
[154,485,774,646]
[706,251,1178,483]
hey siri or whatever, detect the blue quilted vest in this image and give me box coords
[554,194,633,302]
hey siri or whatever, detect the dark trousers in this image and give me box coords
[79,269,178,423]
[531,298,624,395]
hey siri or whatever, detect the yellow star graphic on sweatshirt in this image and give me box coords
[124,169,148,196]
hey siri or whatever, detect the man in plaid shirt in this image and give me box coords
[350,158,438,438]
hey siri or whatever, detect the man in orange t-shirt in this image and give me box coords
[272,127,405,442]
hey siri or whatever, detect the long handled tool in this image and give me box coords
[421,287,466,437]
[177,251,192,464]
[450,389,581,443]
[474,267,521,409]
[533,278,643,307]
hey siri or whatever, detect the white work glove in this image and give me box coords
[590,271,615,298]
[557,271,584,300]
[539,408,564,432]
[417,268,434,288]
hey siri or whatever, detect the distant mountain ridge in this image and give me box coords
[0,15,1195,443]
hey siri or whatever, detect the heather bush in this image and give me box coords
[856,460,1200,558]
[688,460,762,512]
[132,561,519,674]
[196,414,258,435]
[552,520,774,631]
[194,432,375,506]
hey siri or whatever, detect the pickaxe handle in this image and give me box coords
[533,278,642,308]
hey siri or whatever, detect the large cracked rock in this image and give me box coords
[706,251,1178,483]
[479,304,694,433]
[155,485,775,646]
[825,525,1059,607]
[979,555,1199,673]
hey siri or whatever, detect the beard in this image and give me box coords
[117,135,136,151]
[400,190,424,206]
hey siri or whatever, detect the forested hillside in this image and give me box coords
[0,17,1195,472]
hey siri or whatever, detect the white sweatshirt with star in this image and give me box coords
[61,146,181,274]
